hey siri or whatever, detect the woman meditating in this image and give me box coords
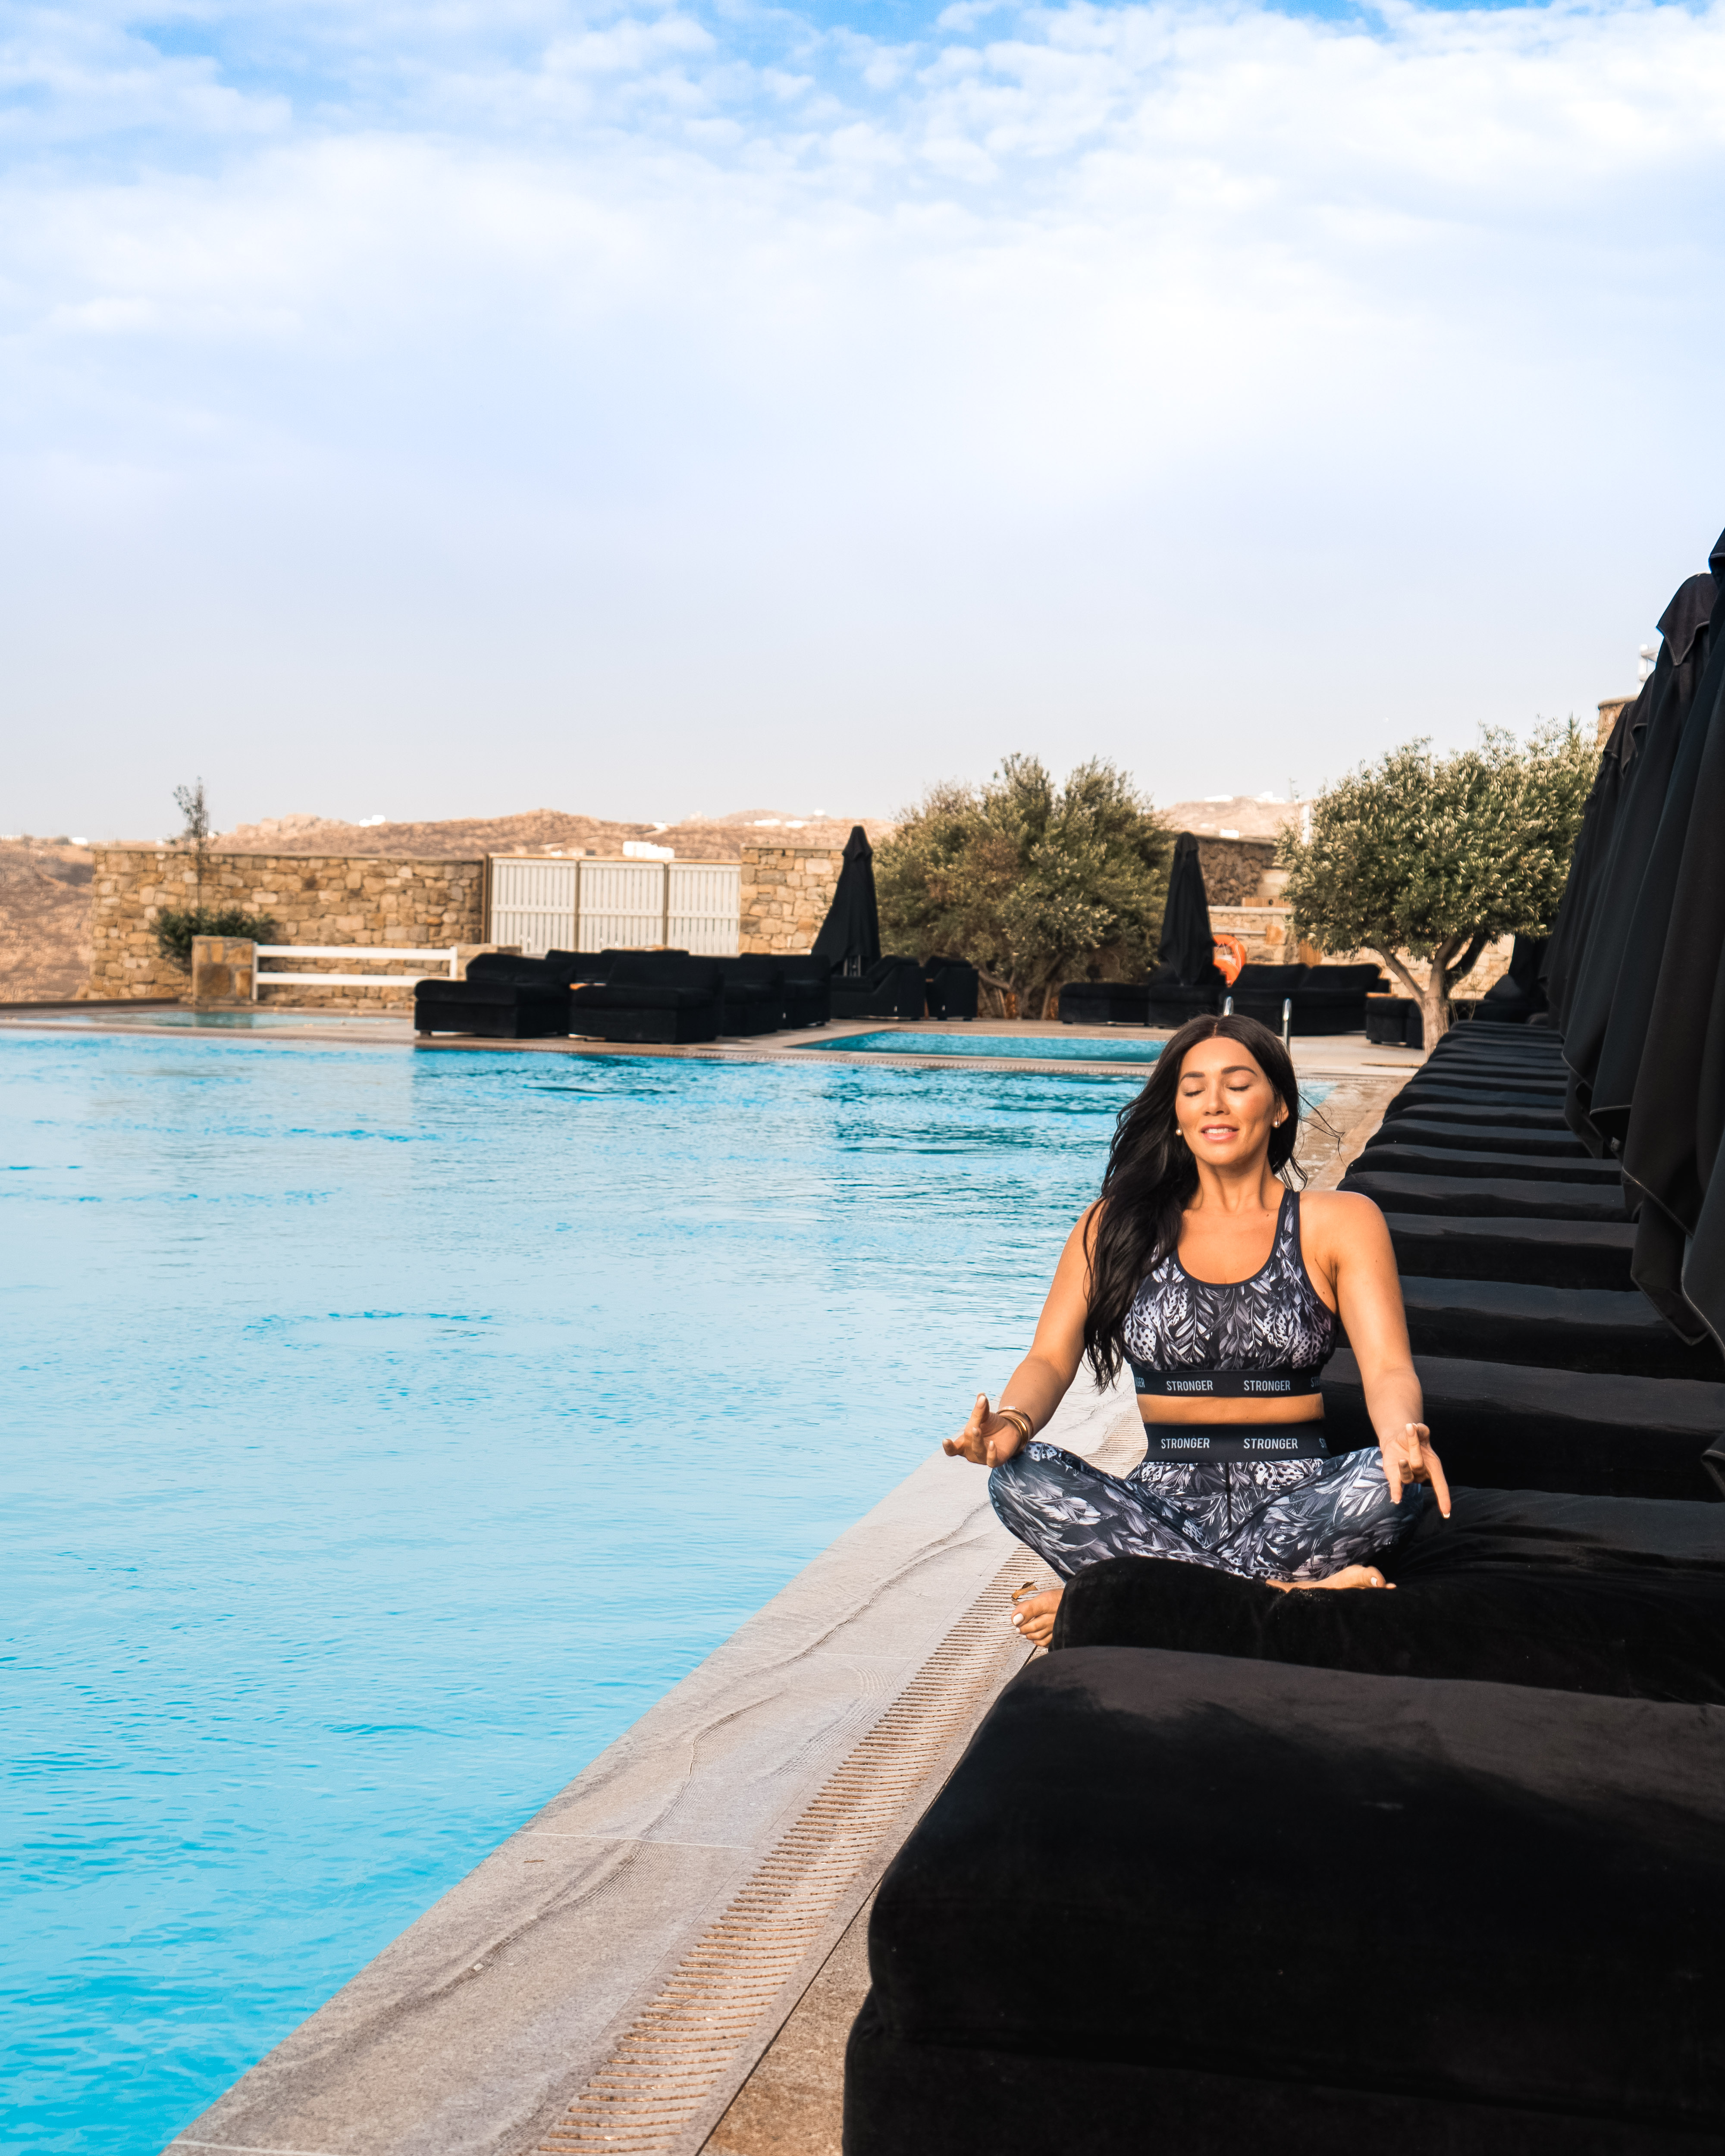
[946,1013,1449,1648]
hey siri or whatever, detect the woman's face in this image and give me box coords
[1173,1035,1287,1170]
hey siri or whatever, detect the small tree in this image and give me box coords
[173,778,211,908]
[877,755,1172,1017]
[1277,723,1596,1043]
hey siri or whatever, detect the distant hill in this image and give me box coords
[1156,795,1309,841]
[213,808,891,860]
[0,842,94,1002]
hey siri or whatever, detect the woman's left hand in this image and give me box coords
[1380,1421,1451,1516]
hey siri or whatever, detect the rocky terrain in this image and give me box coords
[1157,794,1308,840]
[214,808,886,861]
[0,842,96,1002]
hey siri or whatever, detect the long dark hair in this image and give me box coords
[1082,1013,1305,1386]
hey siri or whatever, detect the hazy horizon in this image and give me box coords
[4,0,1723,837]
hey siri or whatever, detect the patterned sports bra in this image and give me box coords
[1121,1188,1339,1400]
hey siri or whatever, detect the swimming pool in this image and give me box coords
[21,1009,410,1030]
[812,1028,1165,1064]
[3,1034,1141,2153]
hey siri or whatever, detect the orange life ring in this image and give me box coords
[1212,934,1247,985]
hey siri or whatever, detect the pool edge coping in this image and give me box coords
[161,1383,1140,2156]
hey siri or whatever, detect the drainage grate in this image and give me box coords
[529,1555,1045,2156]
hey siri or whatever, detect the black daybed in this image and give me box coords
[567,953,724,1043]
[848,1647,1725,2155]
[414,951,585,1038]
[829,956,925,1022]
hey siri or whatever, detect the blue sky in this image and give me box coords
[3,0,1724,835]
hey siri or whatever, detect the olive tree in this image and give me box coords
[1277,724,1596,1042]
[876,755,1172,1017]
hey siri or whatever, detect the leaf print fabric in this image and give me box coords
[990,1441,1423,1583]
[1123,1188,1338,1384]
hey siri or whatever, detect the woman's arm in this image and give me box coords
[1317,1191,1452,1516]
[944,1207,1097,1468]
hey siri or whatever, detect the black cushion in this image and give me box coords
[1359,1142,1620,1184]
[1342,1169,1628,1221]
[1397,1275,1725,1379]
[924,959,980,1021]
[1414,1050,1566,1074]
[1231,964,1308,993]
[1051,1486,1725,1700]
[1060,981,1150,1025]
[850,1649,1725,2154]
[413,985,569,1038]
[461,953,559,987]
[714,956,784,986]
[1388,1100,1574,1131]
[604,953,723,992]
[1322,1348,1724,1500]
[1374,1115,1590,1156]
[567,983,718,1013]
[1394,1085,1569,1114]
[1380,1213,1636,1290]
[415,977,527,1006]
[830,958,924,1019]
[1435,1039,1566,1059]
[542,950,616,984]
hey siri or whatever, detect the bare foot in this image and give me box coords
[1266,1563,1394,1593]
[1009,1586,1063,1647]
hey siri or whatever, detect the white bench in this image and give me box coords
[252,945,459,994]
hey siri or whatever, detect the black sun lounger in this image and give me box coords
[1380,1213,1636,1290]
[1357,1142,1621,1184]
[1395,1276,1725,1380]
[1382,1099,1575,1132]
[1371,1115,1591,1156]
[1342,1170,1628,1222]
[846,1649,1725,2155]
[1321,1348,1724,1499]
[1054,1486,1725,1696]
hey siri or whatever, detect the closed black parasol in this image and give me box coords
[1560,561,1722,1150]
[812,825,881,974]
[1155,833,1223,988]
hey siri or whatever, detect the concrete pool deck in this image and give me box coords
[162,1379,1143,2156]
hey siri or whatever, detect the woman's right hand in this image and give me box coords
[944,1393,1026,1468]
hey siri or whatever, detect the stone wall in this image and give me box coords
[1598,696,1634,747]
[1209,905,1313,965]
[86,849,486,1006]
[738,842,846,955]
[1194,835,1279,907]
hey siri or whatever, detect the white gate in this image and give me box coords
[667,862,740,956]
[489,859,578,958]
[488,857,741,956]
[579,860,667,951]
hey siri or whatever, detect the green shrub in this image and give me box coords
[154,906,279,971]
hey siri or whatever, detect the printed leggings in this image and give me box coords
[989,1438,1424,1585]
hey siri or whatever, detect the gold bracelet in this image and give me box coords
[998,1406,1035,1444]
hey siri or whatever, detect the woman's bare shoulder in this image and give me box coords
[1299,1188,1390,1246]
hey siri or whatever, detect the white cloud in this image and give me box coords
[1,0,1723,830]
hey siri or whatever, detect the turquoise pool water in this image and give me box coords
[813,1029,1166,1064]
[3,1035,1143,2153]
